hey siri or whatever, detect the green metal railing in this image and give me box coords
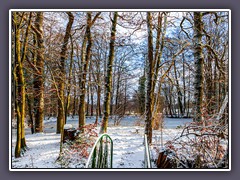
[144,134,152,168]
[86,133,113,168]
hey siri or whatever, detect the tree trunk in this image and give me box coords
[193,12,204,122]
[152,13,167,94]
[145,12,154,144]
[86,82,90,116]
[95,84,101,124]
[123,78,127,115]
[182,53,186,116]
[57,12,74,134]
[26,93,34,134]
[138,75,146,115]
[72,63,77,118]
[100,12,118,133]
[214,63,220,113]
[33,12,45,133]
[173,60,184,117]
[168,85,174,118]
[94,53,102,124]
[187,65,191,117]
[90,85,94,116]
[13,12,27,157]
[205,35,214,116]
[115,69,120,114]
[110,68,115,116]
[79,12,93,129]
[65,34,74,123]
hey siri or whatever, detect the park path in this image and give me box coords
[107,126,145,168]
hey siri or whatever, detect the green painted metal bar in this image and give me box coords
[91,146,97,168]
[144,134,152,168]
[86,133,113,168]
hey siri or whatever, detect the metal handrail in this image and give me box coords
[144,134,152,168]
[86,133,113,168]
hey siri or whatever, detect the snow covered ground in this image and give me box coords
[11,116,192,169]
[11,133,60,168]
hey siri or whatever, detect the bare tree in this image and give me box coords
[78,12,101,129]
[145,12,154,143]
[33,12,45,133]
[13,12,29,157]
[56,12,74,134]
[100,12,118,133]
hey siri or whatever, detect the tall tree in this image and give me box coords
[57,12,74,134]
[13,12,29,157]
[193,12,204,122]
[78,12,101,128]
[100,12,118,133]
[78,12,92,129]
[33,12,45,133]
[145,12,154,143]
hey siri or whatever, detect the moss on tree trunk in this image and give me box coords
[13,12,27,157]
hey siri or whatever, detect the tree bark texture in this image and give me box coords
[193,12,204,122]
[34,12,45,133]
[100,12,118,133]
[145,12,154,144]
[13,12,27,157]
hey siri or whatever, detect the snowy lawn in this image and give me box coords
[11,133,61,168]
[11,116,191,169]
